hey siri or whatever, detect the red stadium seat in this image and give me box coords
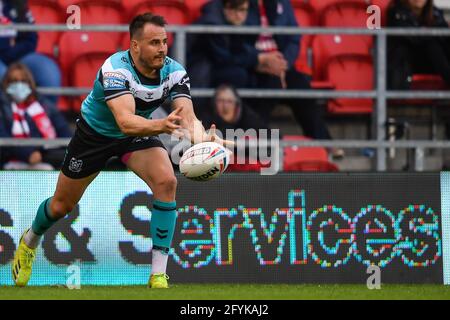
[326,54,374,114]
[309,0,370,18]
[57,0,121,8]
[58,32,118,111]
[60,0,124,45]
[58,32,118,77]
[312,34,372,81]
[390,74,449,106]
[320,1,370,27]
[184,0,211,23]
[123,0,188,47]
[29,0,63,57]
[122,0,188,23]
[292,2,318,76]
[120,33,130,51]
[370,0,390,26]
[283,136,339,172]
[71,52,112,112]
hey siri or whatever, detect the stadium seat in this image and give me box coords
[57,0,121,8]
[370,0,390,26]
[292,1,318,76]
[389,74,449,140]
[29,0,63,57]
[59,32,118,75]
[320,1,370,27]
[309,0,370,19]
[60,0,124,45]
[184,0,211,23]
[120,33,130,51]
[283,136,339,172]
[122,0,188,47]
[312,34,372,81]
[122,0,188,23]
[390,74,448,106]
[71,52,112,112]
[326,54,374,114]
[58,32,118,111]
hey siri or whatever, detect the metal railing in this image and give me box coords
[1,23,450,171]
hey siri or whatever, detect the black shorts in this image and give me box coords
[61,117,166,179]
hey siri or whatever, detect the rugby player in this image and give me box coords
[12,13,232,288]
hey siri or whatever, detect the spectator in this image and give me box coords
[196,0,343,158]
[387,0,450,89]
[0,63,72,170]
[209,84,270,171]
[207,84,267,132]
[0,0,61,104]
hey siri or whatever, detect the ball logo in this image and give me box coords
[189,166,220,181]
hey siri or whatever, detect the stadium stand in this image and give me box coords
[185,0,211,23]
[283,135,339,171]
[309,0,370,17]
[122,0,188,47]
[310,0,374,114]
[58,32,117,112]
[292,1,317,76]
[29,0,63,58]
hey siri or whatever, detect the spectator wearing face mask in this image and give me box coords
[0,63,72,170]
[0,0,61,104]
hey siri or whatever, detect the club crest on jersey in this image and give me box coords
[178,75,190,86]
[69,157,83,173]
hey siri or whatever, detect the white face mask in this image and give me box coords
[6,81,32,103]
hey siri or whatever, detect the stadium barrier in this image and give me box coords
[1,24,450,172]
[0,171,449,285]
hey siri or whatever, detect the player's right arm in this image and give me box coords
[107,93,183,137]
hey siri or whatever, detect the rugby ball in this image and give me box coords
[179,142,231,181]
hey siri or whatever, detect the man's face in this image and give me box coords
[223,2,249,26]
[132,23,168,70]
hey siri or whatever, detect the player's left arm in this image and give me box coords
[172,97,234,148]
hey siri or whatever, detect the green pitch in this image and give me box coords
[0,284,449,300]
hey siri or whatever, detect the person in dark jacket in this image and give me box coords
[387,0,450,89]
[0,0,61,104]
[0,63,72,169]
[195,0,339,157]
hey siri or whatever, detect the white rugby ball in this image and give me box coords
[179,142,231,181]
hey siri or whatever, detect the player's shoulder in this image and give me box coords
[101,50,134,77]
[162,56,187,74]
[162,56,189,84]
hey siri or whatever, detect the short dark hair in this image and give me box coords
[129,13,167,39]
[223,0,249,9]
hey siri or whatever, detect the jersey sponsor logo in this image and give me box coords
[103,72,127,90]
[103,72,126,80]
[69,157,83,173]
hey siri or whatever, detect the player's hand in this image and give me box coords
[204,124,235,149]
[160,107,183,136]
